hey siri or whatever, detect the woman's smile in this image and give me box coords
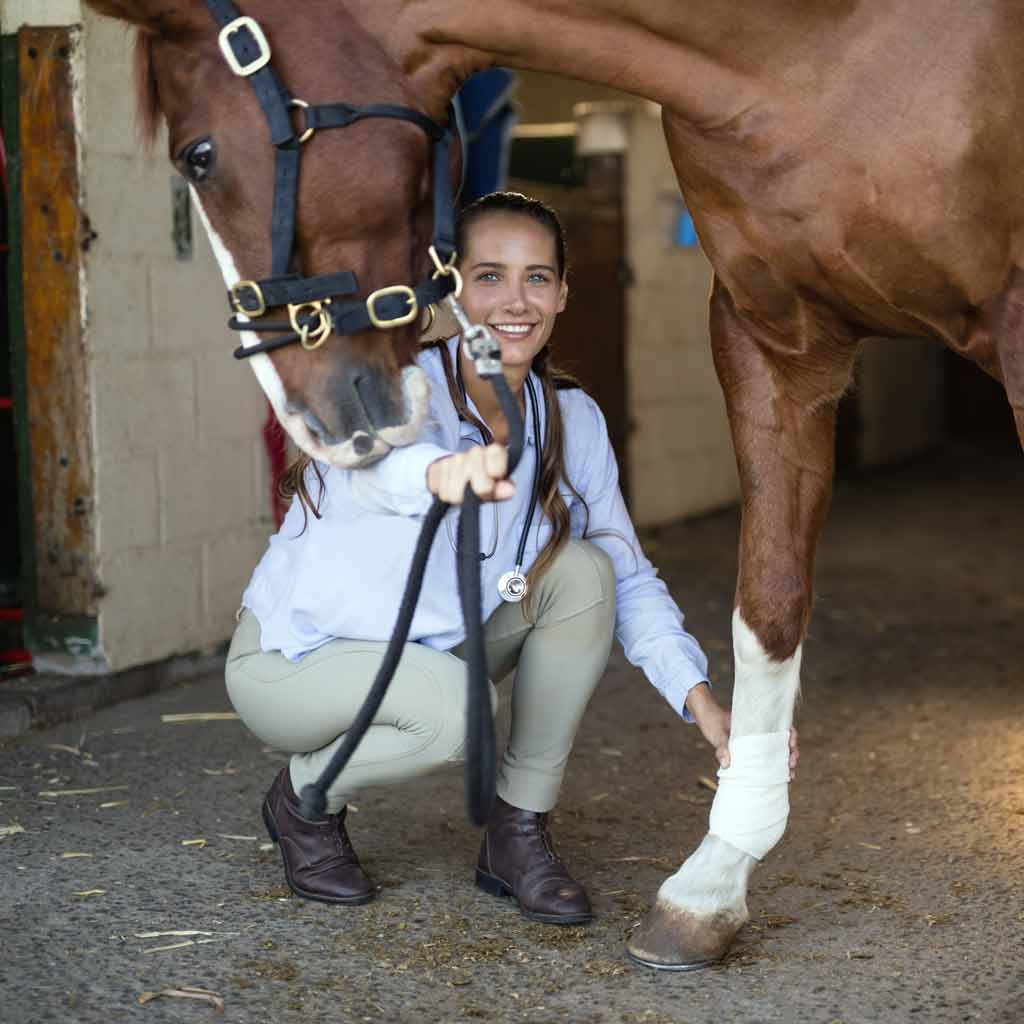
[457,211,568,380]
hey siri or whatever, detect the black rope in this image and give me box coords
[300,371,525,826]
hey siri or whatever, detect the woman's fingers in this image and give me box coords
[427,445,514,504]
[483,443,508,480]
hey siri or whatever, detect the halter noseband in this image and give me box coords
[201,1,461,360]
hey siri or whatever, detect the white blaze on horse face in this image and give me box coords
[656,608,801,919]
[189,188,429,468]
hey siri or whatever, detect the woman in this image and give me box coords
[226,192,763,925]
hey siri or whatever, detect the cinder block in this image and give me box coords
[83,151,173,262]
[196,350,269,443]
[86,257,151,355]
[95,451,160,553]
[160,437,257,544]
[97,543,203,671]
[149,248,239,357]
[83,10,145,158]
[201,527,272,647]
[92,354,196,455]
[628,395,738,527]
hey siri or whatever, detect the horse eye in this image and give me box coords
[180,138,216,183]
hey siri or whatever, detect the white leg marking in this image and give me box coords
[191,188,429,469]
[657,609,801,917]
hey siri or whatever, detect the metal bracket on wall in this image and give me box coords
[170,176,193,261]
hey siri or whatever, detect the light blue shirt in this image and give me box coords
[242,337,710,721]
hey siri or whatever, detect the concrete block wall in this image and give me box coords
[7,5,274,672]
[81,10,272,671]
[620,105,739,527]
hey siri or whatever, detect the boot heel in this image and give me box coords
[262,801,279,844]
[475,868,512,900]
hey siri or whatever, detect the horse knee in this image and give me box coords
[738,573,809,662]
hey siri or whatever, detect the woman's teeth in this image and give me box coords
[492,324,533,334]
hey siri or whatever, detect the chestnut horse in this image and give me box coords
[85,0,1024,970]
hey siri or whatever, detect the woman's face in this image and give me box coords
[458,212,568,372]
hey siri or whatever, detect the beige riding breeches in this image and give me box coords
[225,540,616,813]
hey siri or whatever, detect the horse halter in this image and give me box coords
[200,0,461,360]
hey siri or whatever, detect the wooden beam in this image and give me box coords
[17,26,97,618]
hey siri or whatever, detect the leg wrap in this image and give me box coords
[708,731,790,861]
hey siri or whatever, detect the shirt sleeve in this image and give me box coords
[347,366,459,518]
[569,395,710,722]
[347,439,452,516]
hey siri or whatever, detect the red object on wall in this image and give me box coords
[262,402,288,529]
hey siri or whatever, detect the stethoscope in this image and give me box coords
[451,360,543,603]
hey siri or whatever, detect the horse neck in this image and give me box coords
[356,0,845,126]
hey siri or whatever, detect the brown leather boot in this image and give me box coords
[261,767,376,905]
[475,796,592,925]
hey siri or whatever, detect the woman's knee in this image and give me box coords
[534,540,616,619]
[436,680,499,765]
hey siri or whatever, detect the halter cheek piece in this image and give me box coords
[200,1,461,359]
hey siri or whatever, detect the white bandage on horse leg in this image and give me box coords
[708,731,791,861]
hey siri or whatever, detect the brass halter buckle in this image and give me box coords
[230,280,267,318]
[288,300,333,350]
[218,16,272,78]
[366,285,418,329]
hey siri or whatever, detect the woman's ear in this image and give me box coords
[557,279,568,313]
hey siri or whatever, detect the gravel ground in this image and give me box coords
[1,443,1022,1024]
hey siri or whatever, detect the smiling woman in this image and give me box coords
[224,191,749,925]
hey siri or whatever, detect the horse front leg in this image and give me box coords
[627,283,856,970]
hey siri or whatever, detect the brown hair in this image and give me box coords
[279,192,592,610]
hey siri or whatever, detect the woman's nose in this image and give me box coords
[502,285,529,312]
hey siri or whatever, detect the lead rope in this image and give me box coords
[298,297,523,827]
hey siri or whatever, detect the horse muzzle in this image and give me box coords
[285,363,430,469]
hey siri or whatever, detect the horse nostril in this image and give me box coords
[352,433,374,456]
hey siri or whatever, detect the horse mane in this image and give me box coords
[133,29,162,151]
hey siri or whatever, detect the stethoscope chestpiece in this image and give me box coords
[498,568,529,603]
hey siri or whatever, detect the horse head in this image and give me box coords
[85,0,454,467]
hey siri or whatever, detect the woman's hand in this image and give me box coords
[426,444,516,504]
[684,682,800,779]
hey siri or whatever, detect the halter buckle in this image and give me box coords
[288,300,333,350]
[366,286,418,329]
[218,17,272,77]
[229,280,267,318]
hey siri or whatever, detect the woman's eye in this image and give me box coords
[528,273,551,284]
[180,138,216,183]
[475,271,499,283]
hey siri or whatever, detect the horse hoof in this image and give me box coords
[625,899,741,971]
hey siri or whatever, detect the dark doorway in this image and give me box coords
[508,144,629,501]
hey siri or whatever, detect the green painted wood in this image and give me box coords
[1,33,35,625]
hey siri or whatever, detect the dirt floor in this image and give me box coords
[1,442,1022,1023]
